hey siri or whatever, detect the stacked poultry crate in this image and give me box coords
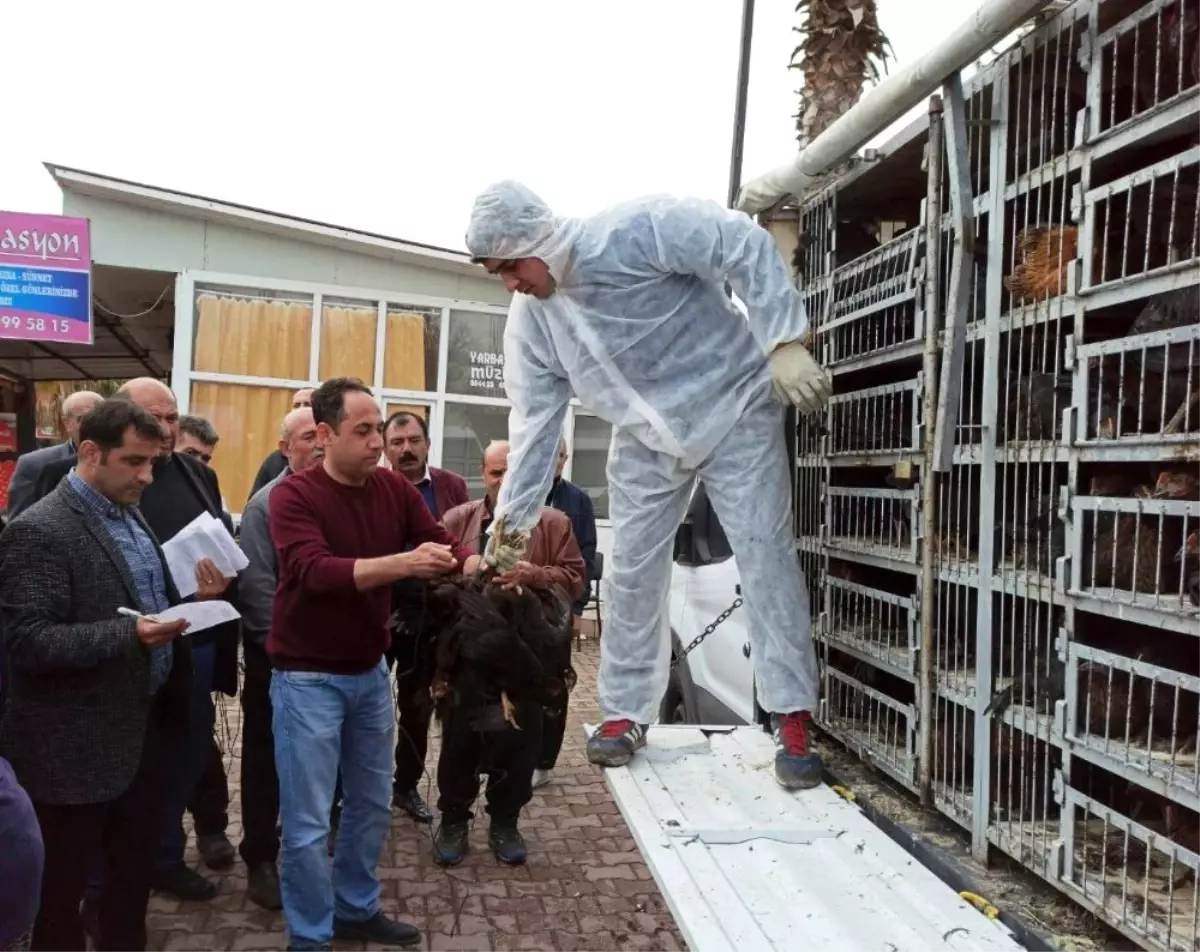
[794,0,1198,949]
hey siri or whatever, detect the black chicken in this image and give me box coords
[984,651,1065,718]
[416,575,576,731]
[997,371,1072,443]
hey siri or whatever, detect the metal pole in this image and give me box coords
[727,0,756,209]
[918,94,945,808]
[736,0,1056,213]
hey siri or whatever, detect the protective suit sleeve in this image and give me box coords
[645,197,809,355]
[493,301,571,536]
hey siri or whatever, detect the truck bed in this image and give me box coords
[595,724,1025,951]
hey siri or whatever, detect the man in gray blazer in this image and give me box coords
[0,398,191,951]
[236,405,322,911]
[5,389,102,520]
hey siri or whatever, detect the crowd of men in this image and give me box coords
[0,376,598,952]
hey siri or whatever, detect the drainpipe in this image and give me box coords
[918,95,945,808]
[727,0,757,209]
[735,0,1056,213]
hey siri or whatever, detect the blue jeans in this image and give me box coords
[272,659,394,950]
[156,640,217,870]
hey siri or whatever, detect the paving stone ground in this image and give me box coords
[147,635,686,952]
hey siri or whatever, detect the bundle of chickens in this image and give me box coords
[391,572,577,732]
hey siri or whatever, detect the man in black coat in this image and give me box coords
[0,399,192,950]
[540,438,599,785]
[5,389,102,520]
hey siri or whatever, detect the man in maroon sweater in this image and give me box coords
[268,378,477,952]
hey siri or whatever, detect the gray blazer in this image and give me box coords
[0,481,184,805]
[238,469,287,639]
[5,441,75,521]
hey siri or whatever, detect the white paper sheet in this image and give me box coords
[152,599,241,635]
[162,512,249,598]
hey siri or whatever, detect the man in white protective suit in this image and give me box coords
[466,181,834,790]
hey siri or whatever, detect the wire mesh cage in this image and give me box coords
[789,0,1199,946]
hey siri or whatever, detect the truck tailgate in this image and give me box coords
[596,725,1024,951]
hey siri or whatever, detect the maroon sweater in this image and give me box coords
[267,464,473,673]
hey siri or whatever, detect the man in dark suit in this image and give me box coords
[540,437,599,786]
[381,410,469,821]
[36,380,239,901]
[0,398,191,951]
[5,389,102,520]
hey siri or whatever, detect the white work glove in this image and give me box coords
[768,339,832,415]
[483,529,529,573]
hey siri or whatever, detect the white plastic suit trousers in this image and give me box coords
[598,390,819,725]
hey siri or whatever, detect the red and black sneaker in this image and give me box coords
[770,711,824,790]
[586,719,648,767]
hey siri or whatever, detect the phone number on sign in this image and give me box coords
[0,315,74,334]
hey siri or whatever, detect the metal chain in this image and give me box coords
[671,597,744,670]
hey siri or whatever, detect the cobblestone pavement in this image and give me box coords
[147,637,686,952]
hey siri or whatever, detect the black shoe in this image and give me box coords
[246,862,282,911]
[332,911,421,947]
[197,832,236,870]
[392,787,433,823]
[434,822,470,867]
[152,863,217,901]
[489,822,527,866]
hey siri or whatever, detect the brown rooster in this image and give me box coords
[1004,225,1078,303]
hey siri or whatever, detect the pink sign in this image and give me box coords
[0,211,93,345]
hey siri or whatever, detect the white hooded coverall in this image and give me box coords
[466,181,819,724]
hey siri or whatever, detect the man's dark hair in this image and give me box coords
[79,399,163,455]
[311,377,373,432]
[179,414,220,446]
[383,411,429,441]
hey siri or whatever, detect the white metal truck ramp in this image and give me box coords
[595,724,1025,951]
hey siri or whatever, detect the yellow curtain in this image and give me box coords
[384,310,428,391]
[193,295,312,379]
[319,305,378,384]
[384,402,428,421]
[189,382,294,509]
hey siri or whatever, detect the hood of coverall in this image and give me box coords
[465,181,579,284]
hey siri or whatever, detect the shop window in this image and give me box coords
[384,402,430,423]
[571,414,612,520]
[319,297,378,384]
[384,306,440,392]
[192,286,312,380]
[441,403,510,499]
[189,382,294,510]
[445,310,506,397]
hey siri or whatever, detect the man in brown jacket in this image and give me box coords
[434,440,585,867]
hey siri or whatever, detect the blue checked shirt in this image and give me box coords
[67,471,173,693]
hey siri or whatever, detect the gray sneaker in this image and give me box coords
[586,720,648,767]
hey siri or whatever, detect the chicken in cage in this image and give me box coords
[1087,289,1200,439]
[997,370,1072,443]
[1004,224,1078,303]
[1176,529,1199,605]
[994,491,1066,574]
[984,650,1066,719]
[1102,0,1200,125]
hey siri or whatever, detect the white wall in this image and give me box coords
[63,192,510,307]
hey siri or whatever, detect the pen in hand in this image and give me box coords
[118,607,190,647]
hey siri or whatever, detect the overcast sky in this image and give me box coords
[3,0,978,251]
